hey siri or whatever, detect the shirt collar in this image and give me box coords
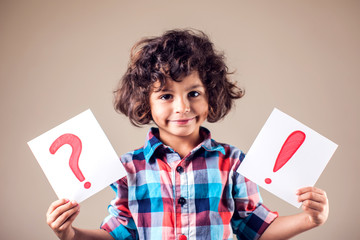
[143,127,225,163]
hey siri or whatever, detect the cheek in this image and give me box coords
[202,106,209,119]
[150,103,169,121]
[194,101,209,118]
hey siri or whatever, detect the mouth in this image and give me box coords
[169,117,196,125]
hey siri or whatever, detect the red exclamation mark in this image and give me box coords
[265,130,306,184]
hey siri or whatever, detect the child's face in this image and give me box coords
[149,71,208,143]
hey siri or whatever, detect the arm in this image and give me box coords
[71,228,114,240]
[46,199,113,240]
[231,153,278,240]
[259,187,329,240]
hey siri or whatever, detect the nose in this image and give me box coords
[174,96,190,114]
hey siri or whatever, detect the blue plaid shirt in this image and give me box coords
[101,127,277,240]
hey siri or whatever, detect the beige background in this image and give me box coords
[1,1,359,239]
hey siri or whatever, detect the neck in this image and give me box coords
[158,130,203,159]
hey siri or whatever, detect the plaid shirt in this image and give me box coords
[101,127,277,240]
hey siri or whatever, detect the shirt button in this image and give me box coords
[176,166,184,173]
[178,197,186,206]
[179,235,187,240]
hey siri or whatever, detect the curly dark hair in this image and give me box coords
[114,29,244,127]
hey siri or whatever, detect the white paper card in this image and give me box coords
[238,108,338,207]
[28,109,126,203]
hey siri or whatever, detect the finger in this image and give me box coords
[301,199,326,212]
[297,186,326,196]
[50,207,79,232]
[47,200,79,227]
[46,199,69,217]
[57,206,80,232]
[48,201,80,230]
[47,200,77,222]
[302,199,329,226]
[298,191,327,204]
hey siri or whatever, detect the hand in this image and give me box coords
[46,199,80,240]
[297,187,329,227]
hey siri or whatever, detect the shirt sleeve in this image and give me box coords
[100,176,138,240]
[231,159,278,240]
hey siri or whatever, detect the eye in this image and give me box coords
[160,94,173,100]
[188,91,200,98]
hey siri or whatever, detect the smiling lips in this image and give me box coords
[169,117,196,125]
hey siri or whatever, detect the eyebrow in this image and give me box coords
[186,84,204,91]
[159,84,205,92]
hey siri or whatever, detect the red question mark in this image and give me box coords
[49,133,91,189]
[265,130,306,184]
